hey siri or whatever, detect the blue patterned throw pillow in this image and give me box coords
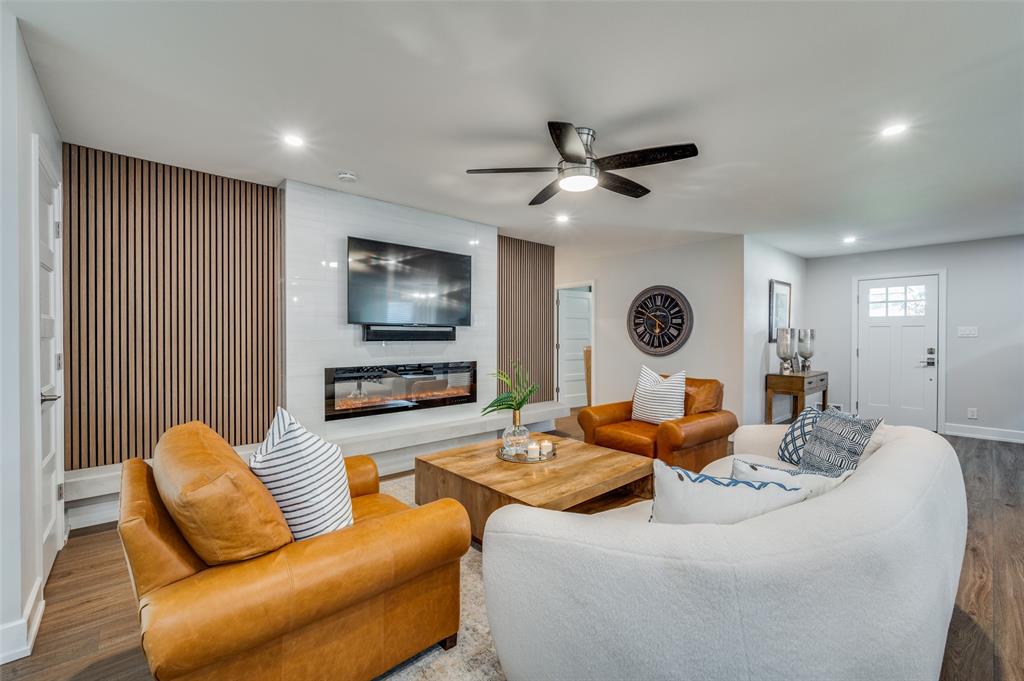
[801,410,882,475]
[777,407,822,465]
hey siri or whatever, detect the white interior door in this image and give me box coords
[33,135,64,579]
[856,275,938,429]
[556,288,592,408]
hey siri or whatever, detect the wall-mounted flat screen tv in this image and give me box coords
[347,237,472,327]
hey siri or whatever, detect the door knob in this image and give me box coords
[40,393,61,404]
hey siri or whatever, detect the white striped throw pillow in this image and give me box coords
[631,366,686,424]
[249,407,353,541]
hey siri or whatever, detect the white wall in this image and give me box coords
[805,235,1024,441]
[283,181,502,463]
[555,236,745,416]
[742,237,808,424]
[0,10,62,663]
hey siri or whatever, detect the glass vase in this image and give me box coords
[502,409,530,454]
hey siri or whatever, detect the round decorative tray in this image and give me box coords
[496,446,557,464]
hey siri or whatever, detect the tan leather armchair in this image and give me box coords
[119,423,471,681]
[578,377,738,471]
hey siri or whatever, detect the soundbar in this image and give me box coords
[361,325,457,342]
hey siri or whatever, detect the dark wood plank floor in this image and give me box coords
[1,433,1020,681]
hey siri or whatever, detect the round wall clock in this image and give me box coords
[627,285,694,356]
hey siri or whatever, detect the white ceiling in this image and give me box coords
[11,1,1024,258]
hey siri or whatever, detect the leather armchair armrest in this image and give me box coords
[578,401,633,443]
[344,455,379,497]
[139,498,470,680]
[656,410,739,454]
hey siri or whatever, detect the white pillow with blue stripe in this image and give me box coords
[732,458,853,499]
[250,408,353,541]
[651,459,811,525]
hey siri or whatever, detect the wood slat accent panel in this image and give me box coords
[62,144,281,470]
[497,235,555,403]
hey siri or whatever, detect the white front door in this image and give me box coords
[556,288,592,408]
[856,275,939,429]
[33,135,64,579]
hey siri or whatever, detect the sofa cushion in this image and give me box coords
[701,453,797,478]
[651,459,811,524]
[777,406,822,465]
[684,378,722,415]
[250,408,354,541]
[594,420,659,457]
[631,366,686,424]
[801,410,883,474]
[153,422,293,565]
[732,458,853,499]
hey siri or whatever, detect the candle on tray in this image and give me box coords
[526,441,540,459]
[540,439,553,455]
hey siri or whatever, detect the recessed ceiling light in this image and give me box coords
[843,235,857,244]
[880,122,908,138]
[337,170,358,182]
[283,134,304,147]
[555,214,570,224]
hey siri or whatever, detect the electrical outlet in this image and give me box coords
[957,326,979,338]
[827,402,844,412]
[967,408,978,420]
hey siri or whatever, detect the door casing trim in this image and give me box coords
[850,269,947,433]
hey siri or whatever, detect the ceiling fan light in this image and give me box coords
[558,174,598,192]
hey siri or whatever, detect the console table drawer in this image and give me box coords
[804,374,828,392]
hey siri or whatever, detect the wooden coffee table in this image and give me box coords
[415,433,652,542]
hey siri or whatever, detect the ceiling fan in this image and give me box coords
[466,121,698,205]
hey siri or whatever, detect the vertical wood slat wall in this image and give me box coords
[497,235,555,403]
[61,143,281,470]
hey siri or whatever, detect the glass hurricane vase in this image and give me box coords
[502,409,530,454]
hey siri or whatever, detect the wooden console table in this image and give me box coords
[765,371,828,424]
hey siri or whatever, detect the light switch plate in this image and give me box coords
[957,326,979,338]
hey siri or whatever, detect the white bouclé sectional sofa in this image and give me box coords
[482,424,967,681]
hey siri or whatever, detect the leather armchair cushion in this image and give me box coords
[119,458,207,598]
[594,421,658,458]
[153,422,293,565]
[139,498,471,680]
[684,378,724,415]
[352,493,411,523]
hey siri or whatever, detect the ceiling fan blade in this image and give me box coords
[466,167,558,174]
[598,172,650,199]
[595,143,698,171]
[548,121,588,164]
[529,179,561,205]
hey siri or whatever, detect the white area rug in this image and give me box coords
[377,474,504,681]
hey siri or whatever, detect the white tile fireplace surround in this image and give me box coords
[282,181,565,474]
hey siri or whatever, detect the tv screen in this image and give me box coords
[347,237,472,326]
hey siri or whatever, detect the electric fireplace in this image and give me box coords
[324,361,476,421]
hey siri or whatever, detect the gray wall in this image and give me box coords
[805,235,1024,439]
[742,237,808,424]
[555,236,745,417]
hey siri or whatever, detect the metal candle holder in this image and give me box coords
[797,329,816,372]
[776,328,798,374]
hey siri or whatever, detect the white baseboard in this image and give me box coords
[943,422,1024,444]
[0,578,44,664]
[66,493,120,531]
